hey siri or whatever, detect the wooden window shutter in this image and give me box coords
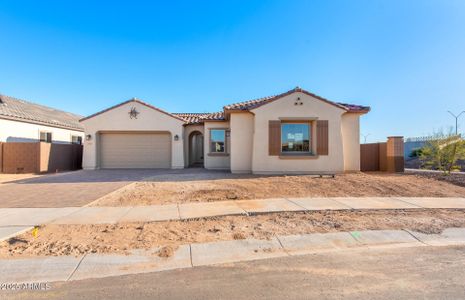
[317,120,329,155]
[268,120,281,156]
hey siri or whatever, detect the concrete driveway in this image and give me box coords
[0,169,169,208]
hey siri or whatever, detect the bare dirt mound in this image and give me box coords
[92,172,465,206]
[2,209,464,258]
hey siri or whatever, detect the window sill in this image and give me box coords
[208,152,230,157]
[279,154,319,159]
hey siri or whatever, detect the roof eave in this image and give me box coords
[346,107,371,114]
[0,115,84,132]
[80,99,186,123]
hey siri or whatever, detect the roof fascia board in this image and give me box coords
[80,99,185,123]
[0,115,84,132]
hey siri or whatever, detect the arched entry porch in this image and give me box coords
[188,131,204,167]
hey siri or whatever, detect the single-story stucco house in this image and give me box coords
[0,94,84,144]
[80,87,370,174]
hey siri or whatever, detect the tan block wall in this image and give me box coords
[360,138,403,173]
[387,136,404,173]
[1,142,82,174]
[2,142,40,173]
[0,142,3,172]
[39,143,83,173]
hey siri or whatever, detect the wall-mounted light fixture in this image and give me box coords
[85,134,92,141]
[174,134,179,141]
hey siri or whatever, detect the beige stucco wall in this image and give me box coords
[183,124,204,167]
[341,113,361,172]
[81,101,184,169]
[230,112,254,173]
[204,121,230,170]
[0,118,84,144]
[250,92,347,174]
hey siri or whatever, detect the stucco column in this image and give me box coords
[82,131,98,169]
[386,136,404,173]
[171,131,185,169]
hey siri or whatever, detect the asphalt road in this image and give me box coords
[4,245,465,299]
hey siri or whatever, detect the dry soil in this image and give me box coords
[2,209,464,258]
[91,172,465,206]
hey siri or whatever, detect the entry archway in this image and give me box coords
[188,131,204,167]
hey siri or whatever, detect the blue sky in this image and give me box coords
[1,0,464,142]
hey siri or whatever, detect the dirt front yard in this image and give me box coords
[91,172,465,206]
[2,209,465,258]
[411,171,465,188]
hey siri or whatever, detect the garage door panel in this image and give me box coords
[100,133,171,168]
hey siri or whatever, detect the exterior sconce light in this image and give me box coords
[85,134,92,141]
[174,134,179,141]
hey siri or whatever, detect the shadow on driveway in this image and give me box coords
[5,168,272,184]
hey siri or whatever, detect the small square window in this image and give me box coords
[40,132,52,143]
[72,136,82,145]
[210,129,226,153]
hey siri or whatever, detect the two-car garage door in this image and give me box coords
[99,132,171,168]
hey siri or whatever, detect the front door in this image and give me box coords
[189,132,204,166]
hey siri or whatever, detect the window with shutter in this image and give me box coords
[316,120,329,155]
[40,131,52,143]
[268,120,281,156]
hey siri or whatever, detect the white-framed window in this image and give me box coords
[71,135,82,145]
[210,129,226,153]
[39,131,52,143]
[281,123,311,153]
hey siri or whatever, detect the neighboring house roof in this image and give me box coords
[223,87,370,113]
[79,98,185,122]
[0,94,84,131]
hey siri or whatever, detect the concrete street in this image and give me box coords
[4,245,465,299]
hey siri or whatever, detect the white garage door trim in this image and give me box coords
[98,131,172,169]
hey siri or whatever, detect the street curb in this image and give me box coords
[0,226,34,243]
[1,228,464,283]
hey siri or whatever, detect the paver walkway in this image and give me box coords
[1,228,464,283]
[0,168,244,208]
[0,169,161,208]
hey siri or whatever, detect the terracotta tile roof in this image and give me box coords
[223,95,277,111]
[336,103,371,113]
[202,111,225,121]
[172,113,208,124]
[0,94,84,131]
[223,87,370,113]
[80,87,369,126]
[173,112,225,124]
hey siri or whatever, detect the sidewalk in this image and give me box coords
[1,228,465,284]
[1,197,465,242]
